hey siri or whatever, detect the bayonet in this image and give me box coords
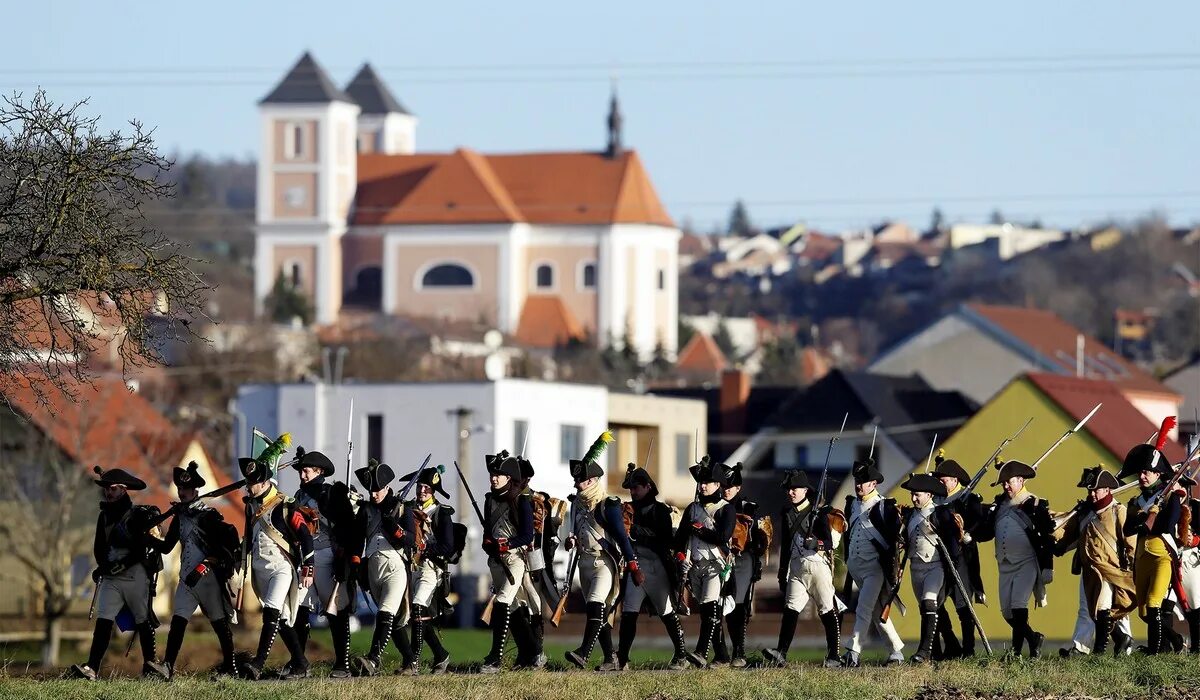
[1031,403,1100,470]
[815,413,849,510]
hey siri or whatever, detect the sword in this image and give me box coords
[1031,403,1100,470]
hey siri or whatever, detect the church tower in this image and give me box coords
[345,63,417,155]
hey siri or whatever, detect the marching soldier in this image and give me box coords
[290,448,357,678]
[401,464,457,674]
[1054,466,1136,657]
[617,462,703,671]
[160,462,240,678]
[841,458,904,667]
[563,432,640,672]
[1121,443,1187,654]
[931,452,986,658]
[762,470,843,668]
[674,456,736,667]
[237,456,316,680]
[1179,476,1200,653]
[975,459,1054,659]
[513,455,553,670]
[480,450,537,673]
[716,463,757,668]
[351,459,419,676]
[899,473,963,664]
[71,467,169,681]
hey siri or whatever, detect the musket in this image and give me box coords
[519,425,530,458]
[923,433,939,475]
[1031,403,1101,470]
[868,424,878,459]
[815,413,849,510]
[957,417,1034,501]
[1148,433,1200,508]
[551,548,580,626]
[328,400,357,616]
[927,531,991,654]
[345,399,354,485]
[142,478,249,531]
[87,578,101,620]
[452,459,514,585]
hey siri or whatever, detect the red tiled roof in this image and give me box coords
[1025,372,1186,464]
[354,149,674,227]
[965,303,1178,398]
[514,295,585,348]
[677,332,728,374]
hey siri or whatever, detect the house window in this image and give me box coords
[285,122,305,160]
[657,269,666,291]
[290,262,303,289]
[514,420,529,456]
[367,414,384,464]
[675,432,692,476]
[560,424,583,464]
[420,263,475,289]
[535,264,554,290]
[793,444,809,468]
[581,262,597,290]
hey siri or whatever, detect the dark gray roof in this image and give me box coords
[260,52,352,105]
[344,63,411,115]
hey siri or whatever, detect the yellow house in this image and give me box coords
[884,372,1186,644]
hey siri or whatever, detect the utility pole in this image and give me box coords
[451,406,474,573]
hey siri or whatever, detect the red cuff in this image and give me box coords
[193,563,208,575]
[290,510,306,532]
[350,555,361,565]
[627,560,639,571]
[675,552,686,562]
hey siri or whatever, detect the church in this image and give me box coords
[253,53,680,354]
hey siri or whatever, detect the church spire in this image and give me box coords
[605,82,623,159]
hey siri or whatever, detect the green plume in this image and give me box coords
[256,432,292,468]
[581,430,614,465]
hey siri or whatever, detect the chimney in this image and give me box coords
[720,369,751,441]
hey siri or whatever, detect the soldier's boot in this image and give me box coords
[1004,612,1024,658]
[210,616,237,677]
[937,605,962,659]
[241,607,282,680]
[1016,609,1043,659]
[1162,602,1185,653]
[910,600,939,664]
[1092,610,1113,656]
[70,618,113,680]
[294,605,312,650]
[1141,608,1163,655]
[481,601,511,674]
[409,605,430,675]
[278,623,310,679]
[328,609,353,678]
[509,606,535,670]
[617,612,639,670]
[390,618,417,674]
[1112,621,1134,657]
[1187,608,1200,654]
[426,623,451,674]
[956,606,976,658]
[566,602,604,670]
[162,615,189,678]
[820,610,843,667]
[657,611,694,669]
[528,612,547,669]
[728,604,748,668]
[694,601,719,664]
[137,621,169,680]
[710,617,730,667]
[762,608,797,667]
[596,612,621,672]
[353,610,393,677]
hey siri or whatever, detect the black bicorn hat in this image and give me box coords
[780,469,810,490]
[93,465,146,491]
[621,462,659,497]
[517,456,534,481]
[1078,465,1120,491]
[355,458,395,493]
[569,458,604,483]
[851,457,884,485]
[901,472,947,498]
[292,446,336,477]
[727,462,745,487]
[400,465,450,499]
[991,459,1037,487]
[485,450,522,481]
[1118,443,1171,481]
[930,451,970,483]
[689,456,734,486]
[238,457,270,485]
[172,460,206,490]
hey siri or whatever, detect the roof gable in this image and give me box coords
[514,295,585,348]
[261,52,351,105]
[676,332,728,374]
[344,63,410,115]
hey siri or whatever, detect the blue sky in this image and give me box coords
[5,1,1199,232]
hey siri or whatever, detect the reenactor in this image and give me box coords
[899,473,963,664]
[674,456,736,667]
[401,464,459,674]
[716,463,758,668]
[480,451,537,673]
[931,452,986,658]
[841,458,904,667]
[513,455,555,670]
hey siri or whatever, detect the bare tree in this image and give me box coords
[0,90,210,402]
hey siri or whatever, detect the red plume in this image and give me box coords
[1155,416,1177,451]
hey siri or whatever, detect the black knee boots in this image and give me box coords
[242,607,282,680]
[566,601,606,669]
[481,601,511,673]
[163,615,188,671]
[957,607,976,657]
[820,610,842,666]
[211,616,236,676]
[911,600,939,663]
[1093,609,1113,656]
[327,609,352,677]
[617,612,639,669]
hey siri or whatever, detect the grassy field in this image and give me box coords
[2,654,1200,700]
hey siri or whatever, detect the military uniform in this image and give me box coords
[1179,482,1200,653]
[715,464,759,667]
[900,473,962,664]
[160,462,240,678]
[237,456,316,680]
[762,470,843,668]
[513,456,559,670]
[1121,444,1186,654]
[931,455,986,658]
[1055,466,1136,657]
[70,467,168,681]
[976,460,1053,658]
[290,448,357,677]
[564,446,639,672]
[673,457,736,666]
[480,451,537,673]
[351,460,419,676]
[617,463,702,671]
[841,458,904,666]
[402,465,459,674]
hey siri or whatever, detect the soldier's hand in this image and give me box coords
[91,568,102,583]
[496,537,510,554]
[629,561,646,587]
[184,563,209,587]
[1041,568,1054,584]
[299,564,315,589]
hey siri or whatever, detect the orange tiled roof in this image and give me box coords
[354,149,674,227]
[676,332,728,374]
[514,295,585,348]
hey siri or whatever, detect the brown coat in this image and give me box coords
[1057,501,1137,619]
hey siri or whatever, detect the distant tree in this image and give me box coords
[757,334,805,385]
[264,270,312,325]
[728,199,755,237]
[928,207,945,235]
[678,318,696,349]
[646,338,673,379]
[988,209,1006,225]
[0,90,210,401]
[713,318,737,360]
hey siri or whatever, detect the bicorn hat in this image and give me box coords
[1077,465,1120,491]
[292,447,336,477]
[399,465,450,499]
[780,469,810,490]
[485,450,522,481]
[851,457,884,485]
[172,460,206,490]
[93,466,146,491]
[1118,443,1172,481]
[621,462,659,497]
[991,459,1036,486]
[930,450,970,484]
[901,472,947,497]
[355,458,395,493]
